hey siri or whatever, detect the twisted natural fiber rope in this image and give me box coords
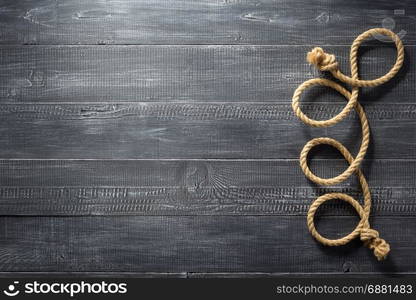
[291,28,404,260]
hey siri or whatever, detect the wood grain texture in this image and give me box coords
[0,45,412,102]
[0,0,414,45]
[0,103,414,159]
[0,159,414,216]
[0,272,188,278]
[0,216,414,273]
[0,0,414,276]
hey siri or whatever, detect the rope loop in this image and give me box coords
[291,28,404,260]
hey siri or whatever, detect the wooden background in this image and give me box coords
[0,0,415,276]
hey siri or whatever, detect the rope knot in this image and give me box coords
[360,228,390,261]
[306,47,339,72]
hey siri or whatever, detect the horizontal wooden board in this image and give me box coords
[0,159,414,216]
[0,215,414,273]
[0,103,414,159]
[0,272,408,277]
[0,45,412,103]
[0,0,414,45]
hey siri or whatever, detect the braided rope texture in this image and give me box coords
[291,28,404,261]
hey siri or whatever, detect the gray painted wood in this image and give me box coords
[0,45,412,103]
[8,271,396,278]
[0,0,414,45]
[0,159,413,216]
[0,216,413,273]
[0,272,188,278]
[0,103,414,159]
[0,0,414,276]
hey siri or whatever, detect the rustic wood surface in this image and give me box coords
[0,0,414,276]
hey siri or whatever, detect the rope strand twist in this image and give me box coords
[291,28,404,260]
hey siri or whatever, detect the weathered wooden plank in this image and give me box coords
[0,103,414,159]
[0,159,414,216]
[0,215,413,273]
[0,45,412,103]
[0,0,414,45]
[0,272,188,278]
[1,273,411,277]
[187,273,416,277]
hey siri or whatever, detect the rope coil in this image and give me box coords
[291,28,404,260]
